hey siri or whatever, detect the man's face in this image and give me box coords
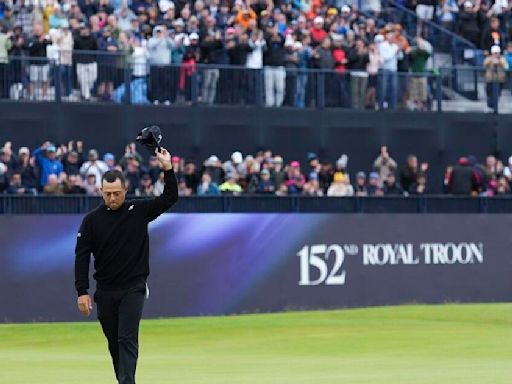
[47,151,56,160]
[101,179,127,210]
[11,174,21,185]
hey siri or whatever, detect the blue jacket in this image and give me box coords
[33,148,63,186]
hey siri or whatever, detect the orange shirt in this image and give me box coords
[235,9,257,30]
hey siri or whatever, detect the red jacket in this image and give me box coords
[332,48,347,72]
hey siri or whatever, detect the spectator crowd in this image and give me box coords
[0,0,440,110]
[1,139,510,197]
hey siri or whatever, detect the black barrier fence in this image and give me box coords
[2,195,512,214]
[1,213,511,322]
[3,52,510,113]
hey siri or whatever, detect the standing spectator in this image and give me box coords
[483,45,508,110]
[400,154,428,192]
[376,33,399,109]
[26,23,51,100]
[63,149,84,176]
[200,30,224,105]
[365,41,380,109]
[348,38,370,110]
[247,29,265,104]
[197,172,221,195]
[283,36,299,107]
[437,0,459,51]
[227,31,252,104]
[263,24,286,107]
[310,16,327,47]
[33,143,63,187]
[148,24,173,104]
[80,149,109,188]
[373,145,397,183]
[74,25,98,101]
[448,157,478,195]
[103,152,116,170]
[96,26,119,101]
[327,172,354,196]
[51,20,74,98]
[481,16,506,53]
[415,0,436,37]
[0,26,11,99]
[409,37,432,111]
[16,146,38,190]
[458,2,481,47]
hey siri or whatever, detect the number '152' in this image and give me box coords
[297,245,346,286]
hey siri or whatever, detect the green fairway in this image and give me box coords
[1,304,511,384]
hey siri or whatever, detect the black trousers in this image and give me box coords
[94,282,146,384]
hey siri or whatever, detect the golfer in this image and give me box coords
[74,147,178,384]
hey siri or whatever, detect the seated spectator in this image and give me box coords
[64,174,87,194]
[383,172,404,195]
[197,173,221,195]
[202,155,224,185]
[285,161,305,194]
[367,171,383,196]
[220,172,243,195]
[5,172,34,194]
[496,176,510,195]
[327,172,354,196]
[124,154,146,194]
[354,171,368,196]
[135,174,156,196]
[400,154,428,192]
[223,151,245,180]
[63,149,84,176]
[255,168,275,194]
[271,156,286,190]
[103,153,116,171]
[303,174,323,196]
[183,160,199,194]
[177,178,192,196]
[43,174,64,195]
[409,172,429,195]
[83,173,101,195]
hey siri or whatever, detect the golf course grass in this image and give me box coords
[1,303,511,384]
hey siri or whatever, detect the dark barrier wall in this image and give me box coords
[0,103,510,192]
[1,214,511,322]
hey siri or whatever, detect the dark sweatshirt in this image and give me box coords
[74,169,178,296]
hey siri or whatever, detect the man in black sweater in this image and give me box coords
[75,147,178,384]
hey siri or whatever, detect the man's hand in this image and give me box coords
[155,147,172,171]
[77,294,93,316]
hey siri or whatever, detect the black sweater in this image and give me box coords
[74,169,178,296]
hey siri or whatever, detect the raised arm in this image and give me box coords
[137,148,179,222]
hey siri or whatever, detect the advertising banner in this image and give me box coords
[1,214,511,322]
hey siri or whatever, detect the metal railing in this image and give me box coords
[1,195,512,214]
[1,52,509,113]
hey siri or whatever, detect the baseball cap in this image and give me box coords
[261,168,270,175]
[327,8,338,16]
[231,151,243,164]
[47,145,56,153]
[369,171,379,179]
[491,45,501,54]
[356,171,366,179]
[172,156,181,163]
[341,5,351,12]
[333,172,345,182]
[290,161,300,168]
[274,156,283,164]
[103,153,115,161]
[18,147,30,155]
[189,32,199,40]
[374,34,384,43]
[307,152,318,161]
[88,149,99,158]
[314,16,324,24]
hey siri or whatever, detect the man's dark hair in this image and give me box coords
[102,170,126,187]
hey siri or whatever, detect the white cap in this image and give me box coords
[313,16,324,25]
[189,32,199,40]
[207,155,219,164]
[18,147,30,155]
[341,5,351,12]
[374,34,384,43]
[159,0,175,12]
[464,1,473,7]
[293,41,303,50]
[231,151,243,164]
[491,45,501,54]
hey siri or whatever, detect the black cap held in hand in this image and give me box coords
[136,125,163,153]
